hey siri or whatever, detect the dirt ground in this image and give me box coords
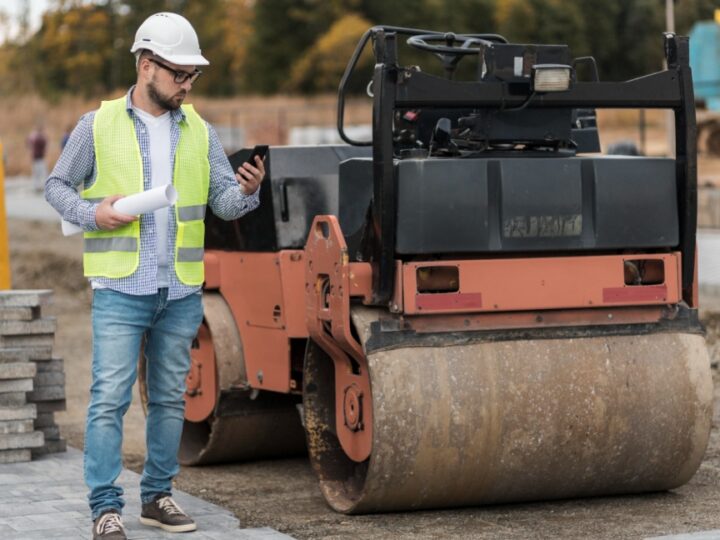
[6,214,720,540]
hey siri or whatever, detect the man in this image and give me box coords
[27,123,48,193]
[45,12,265,540]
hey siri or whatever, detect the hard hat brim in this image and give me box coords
[130,42,210,66]
[154,52,210,66]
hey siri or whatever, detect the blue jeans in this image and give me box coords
[84,288,203,519]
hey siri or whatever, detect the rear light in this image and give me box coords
[532,64,573,92]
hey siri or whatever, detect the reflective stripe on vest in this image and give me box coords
[84,237,138,253]
[177,247,205,262]
[177,205,206,222]
[81,97,209,284]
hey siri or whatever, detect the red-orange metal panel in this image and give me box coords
[405,306,667,333]
[416,292,483,311]
[211,250,292,393]
[241,326,291,392]
[602,285,667,303]
[278,251,309,338]
[403,253,682,315]
[226,253,286,329]
[203,252,221,289]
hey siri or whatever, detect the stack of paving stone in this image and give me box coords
[0,289,66,461]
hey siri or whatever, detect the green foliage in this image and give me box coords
[245,0,346,93]
[676,0,720,34]
[31,5,114,97]
[287,13,373,94]
[0,0,718,96]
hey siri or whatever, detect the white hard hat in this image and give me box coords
[130,12,209,66]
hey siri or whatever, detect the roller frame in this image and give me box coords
[305,216,374,462]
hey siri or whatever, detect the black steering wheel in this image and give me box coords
[407,33,493,56]
[407,33,503,78]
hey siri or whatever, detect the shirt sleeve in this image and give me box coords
[44,112,100,232]
[206,123,260,221]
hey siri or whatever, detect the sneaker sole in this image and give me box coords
[139,516,197,533]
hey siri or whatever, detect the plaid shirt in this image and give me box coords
[45,87,260,300]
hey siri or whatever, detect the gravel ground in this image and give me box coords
[7,215,720,540]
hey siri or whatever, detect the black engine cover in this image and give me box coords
[339,156,678,256]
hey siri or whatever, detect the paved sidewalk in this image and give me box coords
[648,532,720,539]
[3,177,58,222]
[0,447,295,540]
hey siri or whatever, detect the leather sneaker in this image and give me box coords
[92,509,127,540]
[139,494,197,533]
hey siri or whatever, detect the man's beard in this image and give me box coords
[147,77,186,111]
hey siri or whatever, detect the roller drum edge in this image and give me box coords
[305,320,713,513]
[179,408,306,466]
[168,291,307,466]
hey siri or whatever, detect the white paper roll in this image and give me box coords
[60,185,178,236]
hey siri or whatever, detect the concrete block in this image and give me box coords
[0,420,33,434]
[0,334,55,349]
[0,404,36,421]
[0,449,31,463]
[0,430,44,450]
[34,371,64,387]
[33,412,54,427]
[0,307,39,321]
[39,425,60,440]
[0,378,33,393]
[35,359,63,372]
[31,438,66,456]
[0,392,28,406]
[0,347,53,362]
[27,385,65,402]
[35,400,66,413]
[0,362,36,380]
[0,318,57,336]
[0,290,52,308]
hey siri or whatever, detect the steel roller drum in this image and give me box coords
[304,308,713,513]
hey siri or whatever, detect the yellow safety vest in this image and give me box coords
[82,97,209,285]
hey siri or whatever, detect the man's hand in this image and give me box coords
[236,155,265,195]
[95,195,137,231]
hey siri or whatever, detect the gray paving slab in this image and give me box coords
[0,419,34,434]
[0,404,36,421]
[0,430,44,450]
[0,362,37,379]
[0,306,39,321]
[0,289,53,308]
[0,377,34,392]
[0,317,57,336]
[0,391,29,406]
[0,347,54,362]
[0,448,31,463]
[0,447,296,539]
[647,531,720,539]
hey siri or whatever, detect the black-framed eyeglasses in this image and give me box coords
[148,58,202,84]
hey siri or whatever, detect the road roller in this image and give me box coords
[140,27,713,513]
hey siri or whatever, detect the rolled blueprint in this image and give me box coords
[61,184,178,236]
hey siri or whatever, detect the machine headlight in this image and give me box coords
[532,64,573,92]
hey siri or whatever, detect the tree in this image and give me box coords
[0,0,717,97]
[286,13,373,93]
[246,0,351,93]
[30,5,115,97]
[676,0,720,35]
